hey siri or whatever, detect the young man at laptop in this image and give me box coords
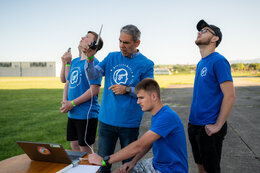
[88,79,188,173]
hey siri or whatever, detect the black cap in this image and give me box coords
[197,20,222,47]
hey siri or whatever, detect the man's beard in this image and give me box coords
[195,37,212,46]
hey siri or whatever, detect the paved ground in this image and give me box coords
[95,83,260,172]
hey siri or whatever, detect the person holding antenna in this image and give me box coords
[60,31,103,153]
[82,24,154,172]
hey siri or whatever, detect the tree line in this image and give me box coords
[155,63,260,73]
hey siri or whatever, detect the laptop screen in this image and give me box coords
[16,141,87,164]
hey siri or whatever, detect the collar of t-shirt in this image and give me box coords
[125,49,140,58]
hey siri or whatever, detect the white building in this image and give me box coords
[0,62,56,77]
[154,68,172,75]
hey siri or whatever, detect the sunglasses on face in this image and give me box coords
[199,28,216,36]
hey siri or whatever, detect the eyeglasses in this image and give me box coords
[199,28,216,36]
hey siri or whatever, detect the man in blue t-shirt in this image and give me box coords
[88,79,188,173]
[188,20,236,173]
[82,25,154,172]
[60,31,103,154]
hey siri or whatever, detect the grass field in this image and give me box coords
[0,74,259,161]
[0,89,66,160]
[0,88,103,161]
[0,74,195,89]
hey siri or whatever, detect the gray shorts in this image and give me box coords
[131,158,161,173]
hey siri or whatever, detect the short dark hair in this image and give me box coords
[88,31,104,52]
[120,24,141,42]
[135,78,160,99]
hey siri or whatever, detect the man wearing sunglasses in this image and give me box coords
[188,20,236,173]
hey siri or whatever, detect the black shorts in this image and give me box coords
[67,118,98,146]
[188,122,227,173]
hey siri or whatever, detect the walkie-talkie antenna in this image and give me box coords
[96,24,103,46]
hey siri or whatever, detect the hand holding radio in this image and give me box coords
[79,41,96,63]
[61,48,72,64]
[81,24,103,63]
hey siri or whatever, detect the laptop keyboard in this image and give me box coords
[66,150,87,161]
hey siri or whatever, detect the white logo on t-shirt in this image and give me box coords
[69,67,82,88]
[110,64,134,86]
[201,67,207,77]
[71,71,78,84]
[113,69,128,84]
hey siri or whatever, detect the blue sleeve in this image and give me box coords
[141,60,154,79]
[214,58,233,84]
[85,61,104,80]
[150,113,177,138]
[127,87,137,98]
[89,76,102,86]
[97,54,109,71]
[88,58,103,85]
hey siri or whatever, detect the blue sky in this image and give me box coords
[0,0,260,66]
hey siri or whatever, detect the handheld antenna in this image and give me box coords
[96,24,103,46]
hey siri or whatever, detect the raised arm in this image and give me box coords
[85,61,104,80]
[60,55,66,83]
[60,51,72,83]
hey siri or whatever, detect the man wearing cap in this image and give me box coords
[188,20,236,173]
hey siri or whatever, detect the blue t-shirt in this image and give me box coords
[189,52,233,125]
[97,51,154,127]
[67,57,102,120]
[150,105,188,173]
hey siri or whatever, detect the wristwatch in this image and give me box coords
[103,156,110,167]
[125,86,131,94]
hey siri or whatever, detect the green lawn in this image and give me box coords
[0,89,103,161]
[155,74,195,88]
[0,89,65,160]
[0,75,195,89]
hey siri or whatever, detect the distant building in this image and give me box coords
[0,62,56,77]
[154,68,172,75]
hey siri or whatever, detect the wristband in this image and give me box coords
[65,64,71,67]
[102,159,106,166]
[71,101,76,107]
[87,56,94,60]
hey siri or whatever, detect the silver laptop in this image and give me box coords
[16,141,87,164]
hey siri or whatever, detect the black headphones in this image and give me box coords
[89,40,98,50]
[89,24,103,50]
